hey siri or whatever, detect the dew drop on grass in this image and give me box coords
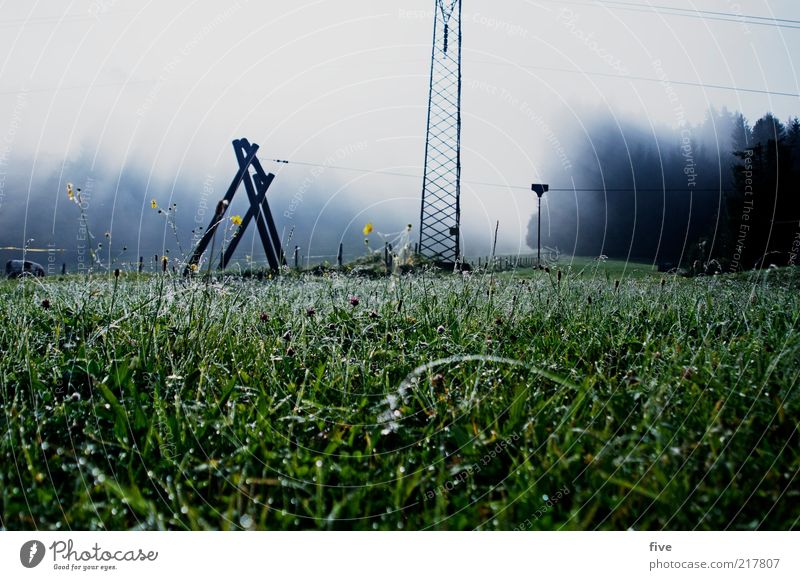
[315,459,323,468]
[180,505,188,514]
[239,514,254,529]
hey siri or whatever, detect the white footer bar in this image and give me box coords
[1,532,796,578]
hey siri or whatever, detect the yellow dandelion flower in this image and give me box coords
[189,263,199,272]
[231,215,243,226]
[362,223,374,236]
[151,199,158,209]
[67,183,74,201]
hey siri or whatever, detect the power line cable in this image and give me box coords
[468,59,800,98]
[269,158,728,193]
[594,0,800,26]
[540,0,800,29]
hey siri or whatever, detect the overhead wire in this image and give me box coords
[268,158,728,193]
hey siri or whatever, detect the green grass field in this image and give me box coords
[1,265,798,530]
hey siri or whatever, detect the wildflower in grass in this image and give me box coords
[151,199,158,209]
[230,215,243,226]
[114,268,120,279]
[436,325,445,334]
[67,183,74,202]
[161,256,168,273]
[349,295,360,307]
[282,330,292,341]
[260,312,269,323]
[189,263,199,273]
[41,299,51,310]
[432,373,445,389]
[306,306,316,318]
[363,223,374,236]
[369,310,379,320]
[286,347,296,357]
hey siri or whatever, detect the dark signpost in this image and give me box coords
[532,183,549,266]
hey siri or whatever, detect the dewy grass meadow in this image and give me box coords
[0,266,798,531]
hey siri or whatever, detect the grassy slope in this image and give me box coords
[0,267,798,530]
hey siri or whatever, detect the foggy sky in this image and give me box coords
[1,0,798,269]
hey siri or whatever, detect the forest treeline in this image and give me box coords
[528,108,800,272]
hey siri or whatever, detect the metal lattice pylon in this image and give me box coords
[419,0,462,265]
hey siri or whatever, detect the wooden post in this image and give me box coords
[294,246,300,269]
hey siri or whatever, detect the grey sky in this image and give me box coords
[1,0,798,261]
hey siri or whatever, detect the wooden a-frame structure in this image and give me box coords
[185,138,285,275]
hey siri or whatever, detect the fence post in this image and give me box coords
[294,246,300,269]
